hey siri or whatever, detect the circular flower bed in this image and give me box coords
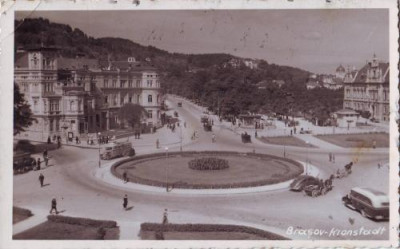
[188,157,229,171]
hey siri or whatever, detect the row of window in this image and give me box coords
[103,79,160,88]
[104,94,158,105]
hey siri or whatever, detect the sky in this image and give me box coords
[16,9,389,74]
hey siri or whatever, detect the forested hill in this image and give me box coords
[15,18,343,121]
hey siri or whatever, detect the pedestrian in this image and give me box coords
[156,139,160,149]
[49,198,58,214]
[37,158,41,170]
[255,130,258,138]
[329,152,332,162]
[39,173,45,187]
[75,136,79,144]
[47,136,51,144]
[57,139,61,149]
[123,194,128,210]
[290,130,293,136]
[162,209,168,224]
[43,149,48,159]
[44,156,49,167]
[294,127,297,134]
[123,171,128,183]
[332,153,335,163]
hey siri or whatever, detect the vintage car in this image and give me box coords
[290,175,320,191]
[342,187,389,220]
[100,141,135,160]
[13,152,36,174]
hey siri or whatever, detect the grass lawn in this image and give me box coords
[13,207,32,224]
[140,223,288,240]
[116,153,303,188]
[258,136,316,148]
[316,132,389,148]
[13,215,119,240]
[142,231,276,240]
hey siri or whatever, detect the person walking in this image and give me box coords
[39,173,44,187]
[123,194,128,210]
[44,155,49,167]
[37,158,41,170]
[332,153,335,163]
[156,139,160,149]
[47,136,51,144]
[49,198,58,214]
[329,152,332,162]
[43,149,48,159]
[123,172,128,183]
[162,209,168,224]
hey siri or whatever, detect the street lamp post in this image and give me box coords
[165,147,169,192]
[283,128,286,158]
[98,132,101,168]
[305,141,309,175]
[180,124,183,152]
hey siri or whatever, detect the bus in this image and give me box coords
[100,141,135,160]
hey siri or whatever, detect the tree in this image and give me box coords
[14,83,35,135]
[118,103,147,129]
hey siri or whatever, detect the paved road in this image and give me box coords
[13,95,390,240]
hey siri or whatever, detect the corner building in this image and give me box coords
[342,55,389,122]
[14,47,163,142]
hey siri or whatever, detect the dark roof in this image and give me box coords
[58,58,99,70]
[353,62,389,83]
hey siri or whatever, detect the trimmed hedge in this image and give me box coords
[188,157,229,171]
[112,151,303,189]
[13,206,33,217]
[140,223,288,240]
[47,215,117,228]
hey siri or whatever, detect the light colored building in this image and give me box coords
[343,55,389,122]
[14,47,163,142]
[334,109,360,129]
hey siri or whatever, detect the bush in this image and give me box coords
[47,215,117,228]
[188,157,229,171]
[13,206,32,217]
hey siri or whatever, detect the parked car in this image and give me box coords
[290,175,320,191]
[177,102,182,107]
[342,187,389,220]
[13,152,36,174]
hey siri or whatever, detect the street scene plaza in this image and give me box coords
[10,10,392,241]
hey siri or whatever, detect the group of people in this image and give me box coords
[47,135,62,148]
[87,135,111,145]
[167,123,176,132]
[32,149,51,171]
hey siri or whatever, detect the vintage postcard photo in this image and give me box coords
[0,0,398,248]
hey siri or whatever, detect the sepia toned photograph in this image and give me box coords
[1,0,398,248]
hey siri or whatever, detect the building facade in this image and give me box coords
[342,55,389,121]
[14,48,163,142]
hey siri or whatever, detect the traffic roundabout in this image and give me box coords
[110,151,304,191]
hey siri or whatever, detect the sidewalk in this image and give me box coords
[13,210,47,236]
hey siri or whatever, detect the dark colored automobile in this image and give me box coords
[177,102,182,107]
[342,187,389,221]
[13,152,36,174]
[290,175,320,191]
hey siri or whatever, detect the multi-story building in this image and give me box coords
[14,47,163,142]
[343,55,389,121]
